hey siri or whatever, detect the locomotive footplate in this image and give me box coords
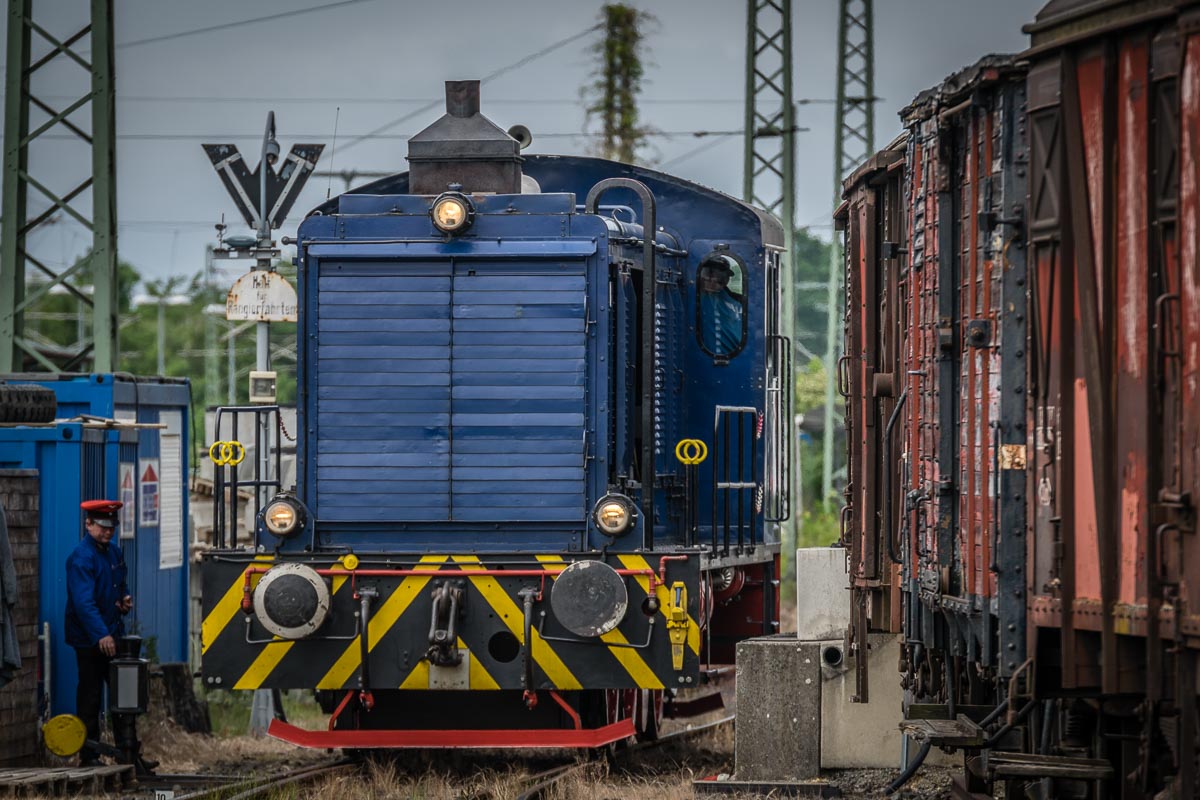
[200,551,702,694]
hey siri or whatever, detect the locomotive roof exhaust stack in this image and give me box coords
[407,80,524,195]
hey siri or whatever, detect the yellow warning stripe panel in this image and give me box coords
[400,660,430,689]
[201,555,274,654]
[233,642,293,690]
[535,555,663,689]
[617,554,701,656]
[231,568,353,690]
[317,555,447,690]
[462,635,500,690]
[600,628,665,689]
[453,556,581,690]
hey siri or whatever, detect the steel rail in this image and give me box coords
[168,758,356,800]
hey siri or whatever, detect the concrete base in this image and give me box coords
[794,548,850,640]
[734,636,822,781]
[819,633,902,768]
[694,776,840,797]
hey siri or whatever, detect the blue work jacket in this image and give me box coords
[64,536,129,648]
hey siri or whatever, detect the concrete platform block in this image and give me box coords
[818,632,956,769]
[735,636,821,781]
[794,548,850,640]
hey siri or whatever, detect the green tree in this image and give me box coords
[790,228,843,535]
[583,4,657,164]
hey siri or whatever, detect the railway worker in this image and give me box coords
[65,499,132,766]
[698,259,744,355]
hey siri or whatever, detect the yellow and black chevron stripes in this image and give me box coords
[317,555,447,689]
[200,552,701,692]
[201,554,273,654]
[398,637,501,690]
[453,555,582,689]
[201,554,355,656]
[616,554,701,656]
[535,555,663,690]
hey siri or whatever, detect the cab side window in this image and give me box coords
[695,253,747,360]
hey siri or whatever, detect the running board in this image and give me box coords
[899,715,987,748]
[267,718,636,749]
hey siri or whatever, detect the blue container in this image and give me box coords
[0,374,191,715]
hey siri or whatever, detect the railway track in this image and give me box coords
[507,714,738,800]
[143,714,734,800]
[147,759,356,800]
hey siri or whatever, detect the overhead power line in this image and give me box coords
[40,127,808,142]
[335,23,605,155]
[115,0,382,49]
[41,94,752,106]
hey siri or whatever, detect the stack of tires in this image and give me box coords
[0,384,57,424]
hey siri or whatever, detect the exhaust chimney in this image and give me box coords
[407,81,523,195]
[445,80,481,118]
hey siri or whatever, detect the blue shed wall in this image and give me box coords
[0,374,190,715]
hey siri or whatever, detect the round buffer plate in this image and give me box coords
[252,563,331,640]
[550,560,629,638]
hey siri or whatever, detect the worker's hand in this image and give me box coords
[116,595,133,614]
[98,636,116,657]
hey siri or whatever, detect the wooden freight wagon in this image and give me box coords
[839,2,1200,795]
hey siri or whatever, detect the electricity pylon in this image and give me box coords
[743,0,798,533]
[822,0,874,506]
[1,0,119,372]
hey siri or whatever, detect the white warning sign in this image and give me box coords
[226,270,298,322]
[139,459,160,528]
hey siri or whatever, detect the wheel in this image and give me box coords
[634,689,664,742]
[0,384,56,424]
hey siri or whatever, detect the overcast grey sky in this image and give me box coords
[3,0,1042,286]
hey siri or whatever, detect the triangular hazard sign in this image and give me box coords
[141,464,158,483]
[122,470,133,488]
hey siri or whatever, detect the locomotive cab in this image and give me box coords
[200,81,787,748]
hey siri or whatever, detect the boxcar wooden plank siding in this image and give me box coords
[0,470,39,766]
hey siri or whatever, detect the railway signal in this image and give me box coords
[204,115,321,736]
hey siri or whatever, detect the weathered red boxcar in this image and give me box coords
[838,137,906,703]
[839,54,1029,703]
[838,1,1200,795]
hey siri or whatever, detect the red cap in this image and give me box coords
[81,499,122,517]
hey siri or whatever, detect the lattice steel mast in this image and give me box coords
[1,0,118,373]
[743,0,798,538]
[822,0,874,506]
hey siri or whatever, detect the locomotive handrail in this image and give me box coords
[584,178,657,550]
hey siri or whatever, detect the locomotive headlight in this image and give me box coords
[593,494,637,537]
[263,494,305,537]
[431,192,474,234]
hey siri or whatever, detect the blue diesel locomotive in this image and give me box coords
[200,81,789,748]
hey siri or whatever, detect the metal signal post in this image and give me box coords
[203,113,321,735]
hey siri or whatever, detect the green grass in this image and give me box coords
[205,689,328,737]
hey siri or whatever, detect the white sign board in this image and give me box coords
[226,270,298,322]
[158,411,184,570]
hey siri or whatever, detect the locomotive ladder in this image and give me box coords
[711,406,760,555]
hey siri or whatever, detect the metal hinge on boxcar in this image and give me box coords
[1151,490,1194,532]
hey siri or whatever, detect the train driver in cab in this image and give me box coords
[698,257,744,356]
